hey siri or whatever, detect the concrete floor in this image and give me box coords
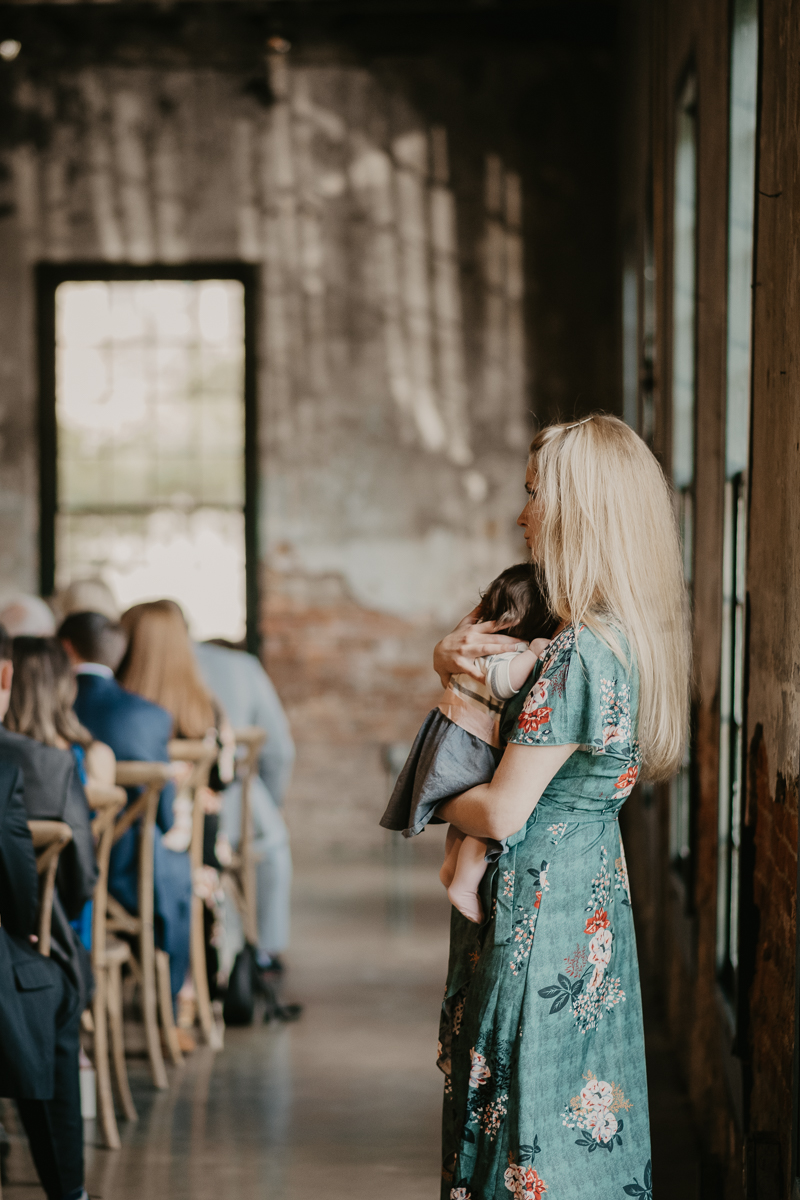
[3,839,701,1200]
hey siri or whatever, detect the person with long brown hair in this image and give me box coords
[117,600,234,1012]
[117,597,235,832]
[5,636,115,786]
[430,414,690,1199]
[118,600,230,743]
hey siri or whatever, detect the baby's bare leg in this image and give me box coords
[447,836,489,924]
[439,825,465,888]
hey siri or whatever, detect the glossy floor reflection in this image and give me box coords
[4,843,451,1200]
[3,838,700,1200]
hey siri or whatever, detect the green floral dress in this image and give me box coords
[439,624,653,1200]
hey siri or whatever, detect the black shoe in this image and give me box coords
[0,1122,10,1186]
[257,954,285,976]
[264,1000,303,1024]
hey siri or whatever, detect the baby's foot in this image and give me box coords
[447,883,484,925]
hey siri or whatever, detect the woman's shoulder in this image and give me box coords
[540,621,633,682]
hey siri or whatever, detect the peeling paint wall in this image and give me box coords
[0,21,618,859]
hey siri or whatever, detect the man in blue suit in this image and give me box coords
[58,611,191,1002]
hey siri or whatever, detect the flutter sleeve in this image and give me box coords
[506,626,636,754]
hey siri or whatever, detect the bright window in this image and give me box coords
[52,277,248,641]
[717,0,758,999]
[669,74,698,889]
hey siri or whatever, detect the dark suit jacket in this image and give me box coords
[74,674,191,1000]
[0,725,97,1006]
[0,725,96,917]
[74,674,175,833]
[0,761,70,1099]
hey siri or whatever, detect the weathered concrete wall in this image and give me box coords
[0,14,619,860]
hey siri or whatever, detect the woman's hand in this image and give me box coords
[434,607,527,687]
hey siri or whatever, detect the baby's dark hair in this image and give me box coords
[477,564,558,643]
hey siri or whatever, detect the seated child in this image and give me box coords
[379,564,557,923]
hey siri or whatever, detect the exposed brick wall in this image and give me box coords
[622,0,800,1192]
[744,0,800,1180]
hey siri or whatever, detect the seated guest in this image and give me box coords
[118,601,234,752]
[0,594,56,637]
[5,636,116,786]
[0,627,97,1008]
[5,636,116,949]
[195,638,295,975]
[56,578,120,625]
[58,611,192,1008]
[117,601,235,995]
[118,601,236,838]
[0,760,87,1200]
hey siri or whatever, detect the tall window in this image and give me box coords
[621,227,638,430]
[640,176,657,448]
[670,75,698,892]
[717,0,758,1000]
[39,266,258,646]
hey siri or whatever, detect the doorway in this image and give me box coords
[37,264,258,649]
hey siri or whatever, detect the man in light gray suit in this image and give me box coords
[194,641,295,972]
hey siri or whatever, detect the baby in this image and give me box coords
[379,564,556,923]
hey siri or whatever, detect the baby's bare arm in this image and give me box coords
[506,638,551,691]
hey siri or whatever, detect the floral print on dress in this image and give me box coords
[599,677,632,747]
[560,1070,632,1153]
[509,861,549,975]
[563,942,589,978]
[468,1048,491,1088]
[537,846,627,1032]
[623,1161,653,1199]
[547,822,568,845]
[615,763,639,797]
[510,908,539,976]
[504,1163,547,1199]
[464,1039,513,1143]
[615,842,632,906]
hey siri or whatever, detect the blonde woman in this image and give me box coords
[432,415,689,1200]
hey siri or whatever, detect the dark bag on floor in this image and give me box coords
[222,943,258,1026]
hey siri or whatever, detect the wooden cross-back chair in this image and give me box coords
[166,739,221,1050]
[27,820,73,957]
[110,762,175,1090]
[84,781,132,1150]
[222,728,267,948]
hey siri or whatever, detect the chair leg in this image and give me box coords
[191,895,221,1049]
[140,924,168,1089]
[155,949,183,1066]
[92,968,121,1150]
[107,963,138,1123]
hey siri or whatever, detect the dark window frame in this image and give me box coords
[668,65,700,914]
[36,261,261,655]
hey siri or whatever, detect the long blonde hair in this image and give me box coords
[117,600,217,739]
[529,413,690,780]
